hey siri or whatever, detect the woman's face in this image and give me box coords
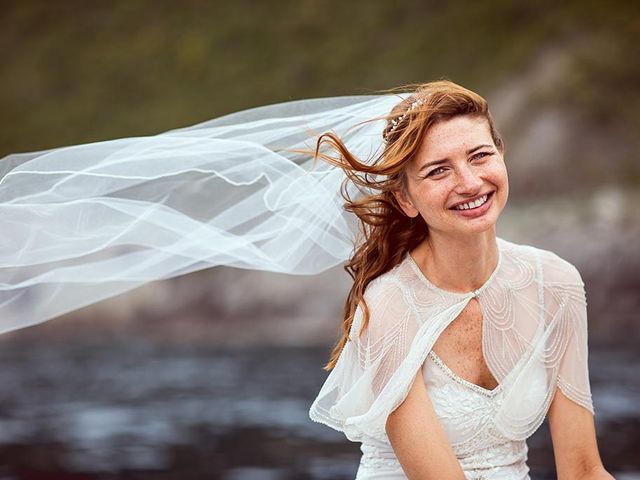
[394,114,508,237]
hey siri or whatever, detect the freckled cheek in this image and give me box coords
[408,186,450,213]
[485,165,508,187]
[487,166,509,207]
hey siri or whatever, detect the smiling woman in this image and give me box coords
[309,80,614,479]
[394,115,508,238]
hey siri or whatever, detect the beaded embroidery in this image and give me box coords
[428,350,503,398]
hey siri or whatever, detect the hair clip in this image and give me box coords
[384,97,427,141]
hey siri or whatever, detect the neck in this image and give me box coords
[413,227,499,293]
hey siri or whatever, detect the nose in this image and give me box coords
[455,164,483,195]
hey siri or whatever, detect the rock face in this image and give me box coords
[489,42,637,200]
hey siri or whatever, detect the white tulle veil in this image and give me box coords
[0,93,408,334]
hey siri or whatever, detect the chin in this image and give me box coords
[433,221,497,239]
[452,213,501,236]
[461,221,497,234]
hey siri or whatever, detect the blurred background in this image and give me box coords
[0,0,638,479]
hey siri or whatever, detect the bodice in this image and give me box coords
[356,351,531,480]
[310,238,594,480]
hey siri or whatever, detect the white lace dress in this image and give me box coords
[309,237,594,480]
[356,350,531,479]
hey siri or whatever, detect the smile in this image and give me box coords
[450,191,495,218]
[451,192,492,211]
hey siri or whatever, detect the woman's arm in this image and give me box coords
[548,387,615,479]
[386,366,466,480]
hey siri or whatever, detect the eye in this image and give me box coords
[425,166,447,178]
[423,151,494,179]
[471,151,492,161]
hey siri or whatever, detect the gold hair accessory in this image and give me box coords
[384,96,427,141]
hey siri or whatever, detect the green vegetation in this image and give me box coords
[1,0,638,188]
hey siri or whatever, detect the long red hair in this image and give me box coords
[313,79,505,371]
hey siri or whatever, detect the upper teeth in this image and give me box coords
[454,194,488,210]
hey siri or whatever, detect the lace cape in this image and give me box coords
[309,237,594,444]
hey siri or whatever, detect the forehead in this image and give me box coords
[416,115,492,160]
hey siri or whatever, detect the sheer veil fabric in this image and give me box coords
[0,94,402,334]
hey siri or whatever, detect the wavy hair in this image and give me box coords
[314,79,504,371]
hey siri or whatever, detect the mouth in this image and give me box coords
[449,191,495,217]
[450,191,494,210]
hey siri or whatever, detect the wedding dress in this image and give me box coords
[309,237,594,479]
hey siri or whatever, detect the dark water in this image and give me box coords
[0,339,637,479]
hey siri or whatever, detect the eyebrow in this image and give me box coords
[417,144,494,174]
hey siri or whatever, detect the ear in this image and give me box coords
[393,187,420,218]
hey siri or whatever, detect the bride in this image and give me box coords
[0,78,614,479]
[308,80,614,479]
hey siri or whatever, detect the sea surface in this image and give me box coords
[0,339,637,479]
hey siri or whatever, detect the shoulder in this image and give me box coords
[498,237,583,287]
[507,238,584,285]
[362,258,411,301]
[535,245,584,287]
[358,259,415,332]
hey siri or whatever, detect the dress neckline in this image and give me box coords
[427,350,503,397]
[405,237,503,298]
